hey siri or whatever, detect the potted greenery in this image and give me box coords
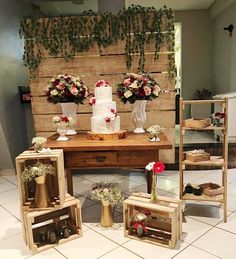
[91,181,125,227]
[22,161,55,208]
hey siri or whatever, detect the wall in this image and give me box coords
[175,10,213,99]
[212,2,236,94]
[0,0,34,170]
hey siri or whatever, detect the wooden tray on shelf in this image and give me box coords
[183,118,211,128]
[199,183,224,196]
[185,150,210,162]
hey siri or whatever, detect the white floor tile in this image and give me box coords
[0,188,19,205]
[193,227,236,259]
[0,206,13,221]
[1,200,21,219]
[91,223,130,245]
[73,179,95,196]
[157,178,179,192]
[163,172,179,182]
[100,246,142,258]
[73,193,96,209]
[56,229,118,259]
[0,217,22,241]
[123,239,188,259]
[28,248,66,258]
[0,177,7,183]
[227,183,236,197]
[181,217,213,244]
[2,175,18,186]
[0,233,31,258]
[184,202,230,226]
[216,212,236,234]
[173,245,219,259]
[0,181,17,193]
[226,195,236,212]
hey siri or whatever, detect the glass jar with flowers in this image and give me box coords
[146,124,165,142]
[117,73,161,133]
[52,116,75,141]
[210,112,225,127]
[91,181,125,227]
[22,162,55,208]
[145,161,165,203]
[45,74,89,135]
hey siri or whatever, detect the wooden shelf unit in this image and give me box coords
[179,98,228,222]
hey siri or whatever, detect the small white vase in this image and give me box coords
[60,103,77,135]
[56,127,69,141]
[131,100,147,133]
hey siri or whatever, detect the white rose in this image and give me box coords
[51,89,59,96]
[124,90,133,98]
[153,85,160,96]
[103,188,109,193]
[129,81,138,89]
[145,162,155,171]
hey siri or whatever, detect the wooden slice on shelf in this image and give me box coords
[87,130,128,140]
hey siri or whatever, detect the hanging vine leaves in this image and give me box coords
[19,5,175,78]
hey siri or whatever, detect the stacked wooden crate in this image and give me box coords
[123,192,184,249]
[15,149,82,254]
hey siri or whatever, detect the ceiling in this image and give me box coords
[29,0,217,16]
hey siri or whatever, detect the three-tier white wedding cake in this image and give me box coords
[90,80,120,134]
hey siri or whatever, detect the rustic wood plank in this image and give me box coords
[35,53,170,78]
[33,110,175,132]
[31,92,175,115]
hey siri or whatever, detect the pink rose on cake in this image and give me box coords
[89,97,96,106]
[95,80,111,87]
[105,108,117,123]
[117,73,161,104]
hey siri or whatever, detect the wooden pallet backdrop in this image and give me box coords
[29,17,176,163]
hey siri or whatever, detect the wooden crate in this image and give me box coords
[185,150,210,162]
[199,183,224,197]
[22,194,82,254]
[183,118,211,128]
[15,149,65,211]
[123,192,184,249]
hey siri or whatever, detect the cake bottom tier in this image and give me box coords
[91,116,120,134]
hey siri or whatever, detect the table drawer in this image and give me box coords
[65,151,117,167]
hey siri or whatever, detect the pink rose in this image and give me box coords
[95,80,110,87]
[89,97,96,106]
[105,117,111,122]
[56,82,65,90]
[144,86,151,96]
[70,86,79,95]
[124,78,131,86]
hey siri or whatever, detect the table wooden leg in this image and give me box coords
[66,169,73,195]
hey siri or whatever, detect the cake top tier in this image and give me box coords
[94,80,112,102]
[95,80,111,88]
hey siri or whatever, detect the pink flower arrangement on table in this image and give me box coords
[117,73,161,104]
[45,74,88,104]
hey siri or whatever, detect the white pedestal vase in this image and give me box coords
[131,100,147,133]
[56,126,69,141]
[60,103,77,135]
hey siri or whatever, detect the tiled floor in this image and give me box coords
[1,168,236,258]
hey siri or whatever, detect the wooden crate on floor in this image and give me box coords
[22,194,82,254]
[15,149,65,211]
[123,192,184,249]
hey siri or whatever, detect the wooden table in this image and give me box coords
[46,132,172,195]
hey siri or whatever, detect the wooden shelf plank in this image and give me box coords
[182,99,225,105]
[182,156,224,166]
[181,192,224,202]
[182,125,225,131]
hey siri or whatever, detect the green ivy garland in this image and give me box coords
[19,5,175,78]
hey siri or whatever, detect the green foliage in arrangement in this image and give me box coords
[19,5,175,78]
